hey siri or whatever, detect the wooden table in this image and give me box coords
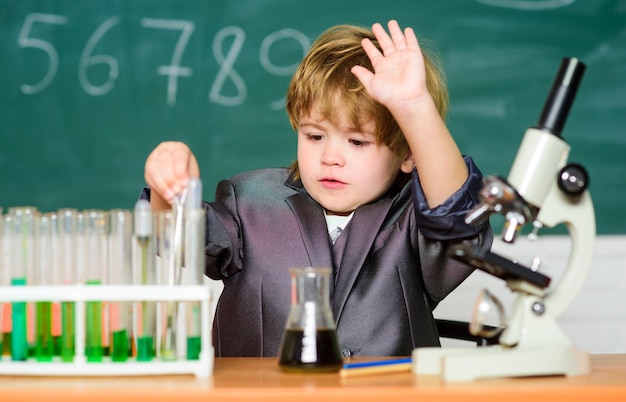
[1,354,625,401]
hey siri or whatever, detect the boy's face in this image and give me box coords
[297,105,413,216]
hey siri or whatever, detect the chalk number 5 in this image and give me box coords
[18,13,68,94]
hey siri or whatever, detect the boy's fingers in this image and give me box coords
[150,155,178,200]
[151,173,175,203]
[404,27,419,49]
[360,38,382,64]
[372,22,394,55]
[351,65,373,88]
[171,148,191,187]
[188,153,201,178]
[387,20,406,49]
[144,156,171,202]
[145,142,194,202]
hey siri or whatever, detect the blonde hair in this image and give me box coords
[286,24,449,184]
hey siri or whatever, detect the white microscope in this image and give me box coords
[413,58,596,381]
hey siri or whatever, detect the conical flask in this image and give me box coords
[278,267,343,372]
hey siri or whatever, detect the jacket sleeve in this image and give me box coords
[411,156,494,306]
[202,179,244,280]
[411,155,488,240]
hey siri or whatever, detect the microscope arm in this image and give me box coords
[536,182,595,317]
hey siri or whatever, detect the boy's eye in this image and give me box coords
[307,134,323,141]
[350,139,369,147]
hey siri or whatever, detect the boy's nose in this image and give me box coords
[321,142,344,166]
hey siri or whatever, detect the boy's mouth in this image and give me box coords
[320,177,346,188]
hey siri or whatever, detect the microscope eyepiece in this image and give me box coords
[535,57,586,137]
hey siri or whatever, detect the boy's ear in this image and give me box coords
[400,154,415,173]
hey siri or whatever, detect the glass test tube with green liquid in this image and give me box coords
[49,213,63,357]
[183,291,202,360]
[0,304,9,357]
[34,213,55,361]
[183,180,206,361]
[0,211,7,358]
[59,209,78,362]
[157,210,178,361]
[132,200,156,362]
[8,207,38,361]
[109,210,133,362]
[85,210,108,362]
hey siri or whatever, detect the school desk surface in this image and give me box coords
[0,354,625,402]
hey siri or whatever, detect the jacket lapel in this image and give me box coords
[331,197,395,321]
[285,191,334,270]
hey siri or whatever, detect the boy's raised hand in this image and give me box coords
[351,20,429,113]
[144,141,200,209]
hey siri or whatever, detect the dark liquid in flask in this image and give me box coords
[278,328,343,372]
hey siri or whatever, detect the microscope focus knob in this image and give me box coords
[557,163,589,195]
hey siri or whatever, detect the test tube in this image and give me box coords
[108,209,132,362]
[49,212,62,357]
[0,212,8,358]
[58,208,77,362]
[1,213,16,359]
[8,207,38,361]
[132,200,156,362]
[156,210,177,360]
[183,179,205,360]
[85,210,109,362]
[34,212,55,361]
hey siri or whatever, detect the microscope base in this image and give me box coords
[412,344,589,382]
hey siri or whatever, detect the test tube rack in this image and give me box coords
[0,284,213,378]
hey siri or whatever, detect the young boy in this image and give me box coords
[142,20,491,357]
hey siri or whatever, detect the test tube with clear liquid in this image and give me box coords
[132,200,156,361]
[109,209,133,362]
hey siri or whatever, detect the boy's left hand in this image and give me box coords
[351,20,430,113]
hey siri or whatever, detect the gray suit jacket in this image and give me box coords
[196,158,491,357]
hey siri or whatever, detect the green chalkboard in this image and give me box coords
[1,0,625,234]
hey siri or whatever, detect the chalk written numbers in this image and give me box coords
[16,13,311,109]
